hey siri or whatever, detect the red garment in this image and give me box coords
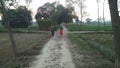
[59,29,63,36]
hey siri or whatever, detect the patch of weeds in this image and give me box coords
[68,33,113,68]
[10,63,21,68]
[65,24,112,31]
[83,33,114,50]
[79,34,115,62]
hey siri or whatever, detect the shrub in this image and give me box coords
[37,19,56,31]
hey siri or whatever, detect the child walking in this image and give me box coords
[59,26,63,37]
[51,25,55,37]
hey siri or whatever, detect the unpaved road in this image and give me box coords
[29,27,113,68]
[29,27,75,68]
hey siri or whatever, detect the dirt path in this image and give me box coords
[29,27,75,68]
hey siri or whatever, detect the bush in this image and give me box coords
[37,19,56,31]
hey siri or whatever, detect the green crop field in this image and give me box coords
[68,33,113,68]
[65,24,112,31]
[82,33,114,51]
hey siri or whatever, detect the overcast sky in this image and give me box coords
[19,0,111,21]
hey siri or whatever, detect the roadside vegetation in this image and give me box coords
[66,23,114,67]
[83,33,114,51]
[65,24,112,31]
[79,34,115,62]
[0,23,40,32]
[0,33,50,68]
[68,33,114,68]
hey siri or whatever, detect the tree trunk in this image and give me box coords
[103,0,106,31]
[96,0,100,31]
[80,1,83,25]
[0,0,17,57]
[108,0,120,68]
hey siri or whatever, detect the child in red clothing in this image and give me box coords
[59,26,63,37]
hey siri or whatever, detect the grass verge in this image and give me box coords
[65,24,112,31]
[68,33,113,68]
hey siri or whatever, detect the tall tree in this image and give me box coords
[86,18,92,24]
[75,0,87,24]
[36,2,74,24]
[0,0,32,57]
[66,0,76,23]
[2,6,32,28]
[96,0,100,31]
[108,0,120,67]
[103,0,106,30]
[0,0,17,57]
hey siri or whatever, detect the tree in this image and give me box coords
[52,3,74,23]
[96,0,100,31]
[35,2,56,30]
[86,18,92,24]
[103,0,106,30]
[0,0,17,57]
[66,0,76,23]
[2,6,32,28]
[56,4,74,24]
[35,2,74,25]
[75,0,87,24]
[35,3,51,20]
[0,0,32,57]
[108,0,120,67]
[1,0,20,9]
[17,6,32,28]
[66,0,74,6]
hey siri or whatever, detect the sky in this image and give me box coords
[19,0,111,21]
[75,0,111,21]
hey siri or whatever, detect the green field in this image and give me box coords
[82,33,114,51]
[0,33,50,67]
[0,23,39,32]
[68,33,113,68]
[68,33,115,62]
[65,24,112,31]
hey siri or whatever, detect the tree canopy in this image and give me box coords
[35,2,75,24]
[2,6,32,28]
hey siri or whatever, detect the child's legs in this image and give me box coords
[60,31,63,36]
[51,31,54,36]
